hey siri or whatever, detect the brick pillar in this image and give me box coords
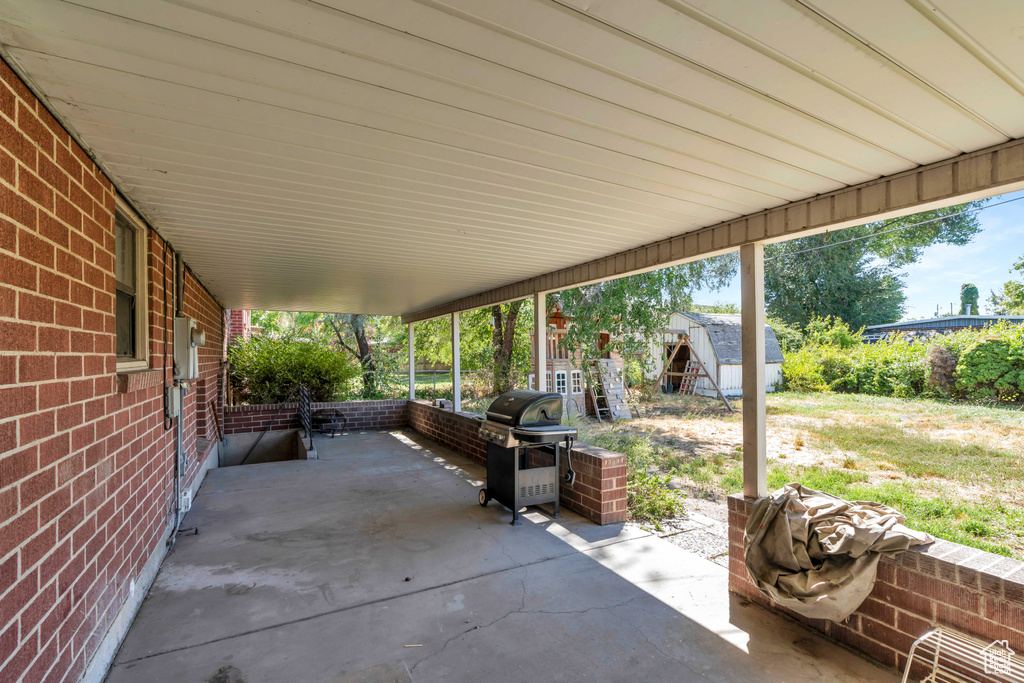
[226,309,250,344]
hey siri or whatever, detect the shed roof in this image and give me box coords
[677,313,785,365]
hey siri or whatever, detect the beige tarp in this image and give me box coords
[743,483,934,621]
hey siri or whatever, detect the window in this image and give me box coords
[571,370,582,394]
[555,371,567,395]
[545,371,551,392]
[528,374,534,390]
[115,208,148,369]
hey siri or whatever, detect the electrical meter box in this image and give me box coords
[173,316,206,380]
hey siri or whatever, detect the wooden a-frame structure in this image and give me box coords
[654,332,734,412]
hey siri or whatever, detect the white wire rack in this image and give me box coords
[902,628,1023,683]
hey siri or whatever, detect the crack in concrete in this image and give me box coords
[114,536,640,667]
[409,588,645,674]
[476,524,517,567]
[609,609,702,679]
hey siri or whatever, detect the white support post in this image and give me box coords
[451,311,461,412]
[408,322,415,400]
[741,243,767,498]
[534,291,546,392]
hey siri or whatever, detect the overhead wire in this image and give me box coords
[763,194,1024,262]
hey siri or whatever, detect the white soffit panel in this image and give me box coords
[0,0,1021,314]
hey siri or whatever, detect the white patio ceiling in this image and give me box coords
[2,0,1023,315]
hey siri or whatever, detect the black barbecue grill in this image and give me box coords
[477,390,577,525]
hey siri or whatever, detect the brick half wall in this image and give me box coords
[224,399,408,435]
[406,400,627,525]
[728,494,1024,672]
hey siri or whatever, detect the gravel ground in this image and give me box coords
[628,489,732,568]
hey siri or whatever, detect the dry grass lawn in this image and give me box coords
[570,391,1024,559]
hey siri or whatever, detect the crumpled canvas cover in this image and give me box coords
[743,483,934,621]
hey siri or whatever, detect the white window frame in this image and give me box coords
[571,370,582,394]
[115,200,150,371]
[555,370,567,395]
[528,374,534,390]
[545,371,552,392]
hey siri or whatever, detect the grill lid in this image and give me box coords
[486,390,564,427]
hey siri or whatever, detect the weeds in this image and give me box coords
[628,470,685,530]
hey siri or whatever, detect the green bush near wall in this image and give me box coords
[228,334,359,404]
[955,339,1024,401]
[782,318,1024,403]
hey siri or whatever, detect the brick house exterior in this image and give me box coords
[225,309,250,345]
[0,60,224,682]
[2,27,1023,683]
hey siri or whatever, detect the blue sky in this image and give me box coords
[690,189,1024,321]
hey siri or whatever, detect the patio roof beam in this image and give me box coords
[403,137,1024,323]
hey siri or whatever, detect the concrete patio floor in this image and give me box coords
[106,431,899,683]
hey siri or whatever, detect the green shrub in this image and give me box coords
[955,339,1024,402]
[767,316,804,352]
[782,347,827,392]
[229,334,359,404]
[803,316,863,349]
[782,322,1024,402]
[818,346,855,391]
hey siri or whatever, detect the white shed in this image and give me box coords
[647,312,785,397]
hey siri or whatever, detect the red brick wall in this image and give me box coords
[0,59,223,683]
[181,269,225,481]
[407,400,487,465]
[406,401,627,525]
[728,494,1024,673]
[225,309,249,344]
[223,400,408,435]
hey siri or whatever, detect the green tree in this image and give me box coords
[765,202,986,329]
[324,314,403,398]
[244,311,408,398]
[988,256,1024,315]
[690,302,739,314]
[959,283,980,315]
[250,310,321,335]
[765,236,906,329]
[415,302,533,395]
[553,256,737,369]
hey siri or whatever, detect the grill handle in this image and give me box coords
[564,436,576,486]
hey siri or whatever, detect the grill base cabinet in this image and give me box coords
[481,442,562,525]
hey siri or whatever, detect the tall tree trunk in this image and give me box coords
[347,314,377,396]
[327,314,377,396]
[491,300,523,394]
